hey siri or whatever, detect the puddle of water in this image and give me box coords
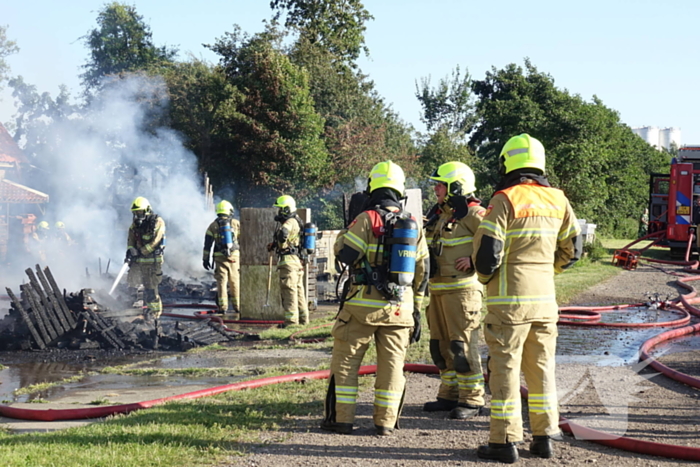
[140,349,328,371]
[649,334,700,357]
[557,307,695,365]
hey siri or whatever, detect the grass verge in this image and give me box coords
[0,242,634,466]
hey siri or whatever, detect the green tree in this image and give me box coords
[0,25,19,94]
[415,66,478,194]
[208,28,329,206]
[81,2,177,91]
[157,58,240,187]
[270,0,373,64]
[416,66,475,136]
[470,59,668,236]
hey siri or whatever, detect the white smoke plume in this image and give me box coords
[6,75,215,294]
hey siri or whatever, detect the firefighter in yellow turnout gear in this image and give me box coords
[473,134,582,464]
[203,200,241,314]
[423,161,486,419]
[126,197,166,320]
[270,195,308,326]
[321,161,429,436]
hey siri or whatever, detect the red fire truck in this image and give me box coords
[649,146,700,256]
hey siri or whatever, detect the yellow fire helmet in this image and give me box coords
[216,200,234,216]
[37,221,50,230]
[130,196,151,212]
[274,195,297,215]
[500,133,546,174]
[429,161,476,198]
[55,221,65,229]
[368,160,405,195]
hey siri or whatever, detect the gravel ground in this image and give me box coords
[225,263,700,466]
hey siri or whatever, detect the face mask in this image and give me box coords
[133,210,147,225]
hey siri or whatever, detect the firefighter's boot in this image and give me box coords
[476,443,519,464]
[423,397,458,412]
[375,425,394,436]
[320,420,353,435]
[530,436,554,458]
[449,403,482,420]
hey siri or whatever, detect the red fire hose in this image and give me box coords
[1,362,699,461]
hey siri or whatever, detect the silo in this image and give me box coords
[647,126,660,149]
[669,127,682,149]
[659,128,671,150]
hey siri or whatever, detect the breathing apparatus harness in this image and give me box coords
[215,215,239,256]
[273,213,307,260]
[133,213,165,258]
[351,205,418,304]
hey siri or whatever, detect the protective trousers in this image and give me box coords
[426,289,484,407]
[214,256,240,312]
[484,321,559,443]
[127,262,163,318]
[325,316,410,429]
[278,263,308,325]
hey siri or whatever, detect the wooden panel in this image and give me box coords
[404,188,423,229]
[240,208,310,266]
[239,207,311,318]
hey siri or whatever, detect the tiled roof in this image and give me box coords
[0,123,28,165]
[0,179,49,204]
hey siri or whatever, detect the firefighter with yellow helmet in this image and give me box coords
[473,134,581,463]
[422,161,486,419]
[54,221,74,246]
[126,197,166,320]
[30,221,51,262]
[269,195,308,326]
[203,200,241,314]
[321,161,429,436]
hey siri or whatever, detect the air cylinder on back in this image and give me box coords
[219,220,233,252]
[303,222,317,254]
[389,217,418,286]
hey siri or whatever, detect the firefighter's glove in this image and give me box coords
[266,242,275,252]
[125,247,139,262]
[203,258,212,270]
[410,309,422,344]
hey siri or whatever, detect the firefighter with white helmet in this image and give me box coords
[422,161,486,419]
[321,160,429,436]
[203,200,241,314]
[126,196,166,320]
[473,134,582,463]
[268,194,309,326]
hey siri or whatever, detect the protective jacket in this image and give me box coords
[203,216,240,262]
[275,215,303,268]
[334,207,429,326]
[128,215,166,263]
[429,202,485,294]
[473,180,581,324]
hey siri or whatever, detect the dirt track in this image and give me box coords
[226,263,700,466]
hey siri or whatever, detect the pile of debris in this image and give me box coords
[1,265,238,352]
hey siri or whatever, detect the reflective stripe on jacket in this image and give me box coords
[128,216,166,264]
[473,181,580,324]
[276,217,302,267]
[334,209,429,326]
[203,217,240,261]
[429,204,485,294]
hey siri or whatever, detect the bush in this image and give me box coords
[583,237,606,261]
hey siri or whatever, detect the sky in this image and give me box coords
[2,0,700,143]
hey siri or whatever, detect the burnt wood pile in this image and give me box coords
[158,276,215,301]
[1,265,238,351]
